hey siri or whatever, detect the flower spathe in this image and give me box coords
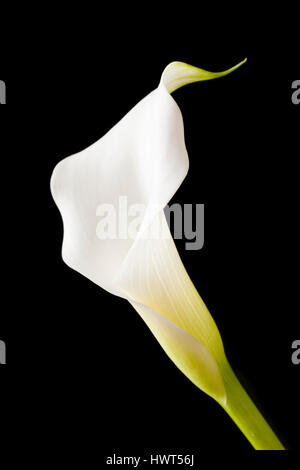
[51,59,285,449]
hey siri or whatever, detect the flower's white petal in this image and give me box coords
[50,83,188,296]
[131,300,226,406]
[51,60,245,401]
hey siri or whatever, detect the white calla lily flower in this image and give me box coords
[50,59,284,450]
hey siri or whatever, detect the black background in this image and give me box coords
[0,7,299,463]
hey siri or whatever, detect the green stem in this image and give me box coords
[220,361,285,450]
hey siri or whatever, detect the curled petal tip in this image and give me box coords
[161,58,247,93]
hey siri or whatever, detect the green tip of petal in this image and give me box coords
[162,58,247,93]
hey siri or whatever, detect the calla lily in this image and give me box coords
[50,59,284,450]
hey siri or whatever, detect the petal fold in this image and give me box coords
[131,301,226,406]
[113,212,225,364]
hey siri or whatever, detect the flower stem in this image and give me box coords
[220,361,285,450]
